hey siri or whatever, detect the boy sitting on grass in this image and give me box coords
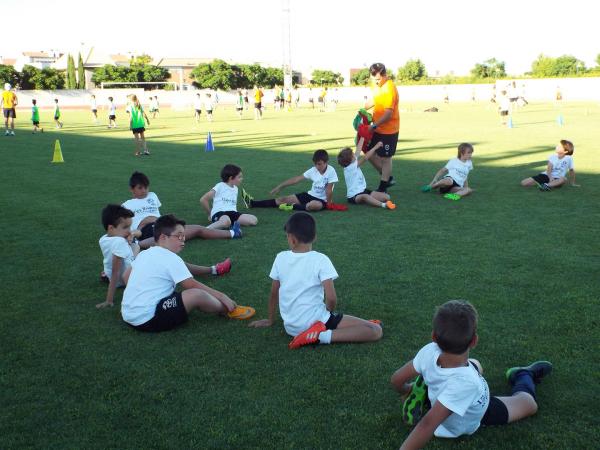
[249,212,382,348]
[97,205,232,309]
[121,214,255,332]
[391,300,552,449]
[122,171,241,250]
[337,137,396,209]
[241,150,338,212]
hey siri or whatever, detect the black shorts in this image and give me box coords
[195,109,201,114]
[470,362,509,426]
[254,102,262,109]
[54,115,60,121]
[509,97,519,103]
[368,132,398,157]
[347,189,372,204]
[132,291,188,332]
[3,108,16,118]
[109,115,116,120]
[295,192,326,207]
[318,97,324,103]
[325,312,344,330]
[92,109,98,113]
[439,177,460,194]
[132,127,145,134]
[32,121,39,126]
[206,110,213,115]
[244,97,249,103]
[532,173,550,184]
[500,111,509,116]
[211,211,242,224]
[139,222,156,241]
[236,107,243,111]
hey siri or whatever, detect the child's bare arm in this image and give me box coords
[569,168,579,186]
[200,189,215,220]
[249,280,280,328]
[429,167,448,185]
[400,402,453,450]
[179,277,236,311]
[270,175,305,195]
[144,112,150,125]
[323,279,337,311]
[325,183,335,204]
[358,141,383,167]
[96,255,123,308]
[390,360,419,395]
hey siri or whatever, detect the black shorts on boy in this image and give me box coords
[139,222,155,241]
[325,312,343,330]
[211,211,242,224]
[295,192,326,207]
[532,174,550,185]
[132,291,188,332]
[367,132,398,157]
[132,127,145,134]
[439,177,460,194]
[348,189,372,204]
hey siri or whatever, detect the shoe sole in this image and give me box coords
[402,375,430,426]
[227,306,255,320]
[506,360,553,384]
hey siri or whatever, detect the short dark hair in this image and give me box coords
[337,147,354,167]
[32,99,37,105]
[284,212,316,244]
[312,149,329,163]
[101,204,134,230]
[369,63,386,76]
[221,164,242,182]
[108,96,113,101]
[129,171,150,188]
[153,214,186,242]
[560,139,574,155]
[433,300,478,354]
[457,143,474,158]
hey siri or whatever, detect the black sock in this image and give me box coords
[250,199,277,208]
[292,203,306,210]
[377,179,389,192]
[510,370,537,400]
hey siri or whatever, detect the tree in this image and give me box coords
[311,69,343,86]
[351,68,370,86]
[261,67,284,88]
[66,54,77,89]
[190,59,237,90]
[19,65,40,89]
[470,58,506,79]
[35,68,66,89]
[77,53,85,89]
[397,59,427,82]
[0,64,19,87]
[531,54,586,77]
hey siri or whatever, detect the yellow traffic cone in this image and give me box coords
[52,139,64,163]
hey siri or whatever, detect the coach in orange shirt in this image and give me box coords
[364,63,399,192]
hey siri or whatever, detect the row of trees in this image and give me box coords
[91,55,170,89]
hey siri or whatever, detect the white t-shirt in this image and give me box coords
[269,250,338,336]
[543,154,574,179]
[194,98,203,110]
[303,165,338,201]
[412,342,490,438]
[90,98,97,110]
[343,160,367,198]
[121,246,192,326]
[210,182,238,217]
[99,235,135,286]
[499,96,510,112]
[445,158,473,187]
[204,99,214,111]
[109,102,116,115]
[122,192,161,231]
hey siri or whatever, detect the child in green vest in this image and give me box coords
[31,99,43,133]
[130,95,151,156]
[53,98,63,128]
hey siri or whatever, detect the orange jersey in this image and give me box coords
[371,79,399,134]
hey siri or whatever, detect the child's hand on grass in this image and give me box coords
[96,300,113,309]
[248,319,272,328]
[270,186,281,195]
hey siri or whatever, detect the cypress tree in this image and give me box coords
[77,53,85,89]
[67,54,77,89]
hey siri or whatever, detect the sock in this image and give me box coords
[229,230,235,238]
[251,199,277,208]
[381,202,387,208]
[377,179,389,192]
[292,203,306,211]
[511,370,537,400]
[318,329,332,344]
[211,266,217,275]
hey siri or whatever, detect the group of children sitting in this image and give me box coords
[96,136,570,448]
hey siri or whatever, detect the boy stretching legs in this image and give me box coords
[391,300,552,450]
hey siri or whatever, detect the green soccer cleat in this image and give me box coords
[420,185,432,192]
[443,193,461,201]
[241,188,254,208]
[278,203,294,212]
[402,375,431,426]
[506,361,553,385]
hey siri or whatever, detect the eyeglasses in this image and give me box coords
[167,233,186,241]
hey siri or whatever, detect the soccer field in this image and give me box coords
[1,101,599,449]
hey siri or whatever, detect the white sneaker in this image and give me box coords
[5,130,9,136]
[10,131,15,136]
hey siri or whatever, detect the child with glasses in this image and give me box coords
[121,214,255,332]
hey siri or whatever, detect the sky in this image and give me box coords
[2,0,598,76]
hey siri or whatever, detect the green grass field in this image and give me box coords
[1,100,599,449]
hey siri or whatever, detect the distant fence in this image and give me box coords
[13,77,600,110]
